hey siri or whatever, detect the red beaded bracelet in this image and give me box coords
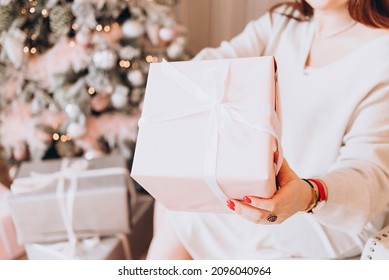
[308,178,327,201]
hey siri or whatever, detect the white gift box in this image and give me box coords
[131,57,282,212]
[8,154,136,244]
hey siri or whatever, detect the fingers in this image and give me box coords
[242,196,275,212]
[227,198,284,225]
[226,155,301,225]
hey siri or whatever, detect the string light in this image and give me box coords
[29,7,36,14]
[146,56,159,63]
[21,8,27,14]
[69,40,76,48]
[88,87,96,95]
[53,133,71,142]
[104,25,111,32]
[30,47,37,54]
[23,46,29,53]
[119,60,131,68]
[71,23,78,30]
[96,24,103,32]
[41,9,48,17]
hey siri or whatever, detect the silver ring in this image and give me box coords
[267,212,278,223]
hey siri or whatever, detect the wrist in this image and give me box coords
[300,179,318,213]
[301,178,328,214]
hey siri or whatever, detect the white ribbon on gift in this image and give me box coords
[139,59,283,204]
[28,233,132,260]
[11,157,137,258]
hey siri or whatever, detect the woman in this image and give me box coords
[147,0,389,259]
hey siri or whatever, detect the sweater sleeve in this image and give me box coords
[316,82,389,234]
[193,12,273,60]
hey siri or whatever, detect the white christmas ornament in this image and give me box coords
[127,69,144,87]
[167,42,184,60]
[159,27,175,42]
[111,91,129,109]
[122,19,145,38]
[65,104,81,120]
[75,31,90,46]
[92,49,117,70]
[67,122,86,139]
[114,84,130,96]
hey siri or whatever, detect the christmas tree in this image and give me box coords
[0,0,189,166]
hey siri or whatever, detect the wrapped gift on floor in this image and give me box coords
[8,154,136,244]
[25,194,154,260]
[0,184,25,260]
[25,235,129,260]
[131,57,282,212]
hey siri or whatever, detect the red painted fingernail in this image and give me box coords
[226,200,235,211]
[243,196,252,204]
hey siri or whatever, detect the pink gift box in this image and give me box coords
[0,185,24,260]
[131,57,282,212]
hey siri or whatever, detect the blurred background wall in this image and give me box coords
[176,0,285,55]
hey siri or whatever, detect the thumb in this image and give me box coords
[276,157,299,187]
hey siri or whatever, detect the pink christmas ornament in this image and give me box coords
[13,143,28,161]
[91,94,110,112]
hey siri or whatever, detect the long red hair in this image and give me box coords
[273,0,389,28]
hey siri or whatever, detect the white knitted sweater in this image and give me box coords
[167,6,389,259]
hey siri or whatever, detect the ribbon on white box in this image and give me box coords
[139,59,283,205]
[11,158,136,259]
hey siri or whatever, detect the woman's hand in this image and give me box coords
[227,158,315,224]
